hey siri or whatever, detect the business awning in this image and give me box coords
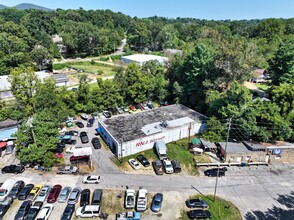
[0,142,7,148]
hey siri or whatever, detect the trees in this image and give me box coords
[30,45,52,71]
[9,67,40,115]
[201,117,225,143]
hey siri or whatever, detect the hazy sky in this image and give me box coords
[1,0,294,20]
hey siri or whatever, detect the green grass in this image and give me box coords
[180,195,242,220]
[255,83,270,91]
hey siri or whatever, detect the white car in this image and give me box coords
[128,159,140,170]
[163,158,174,174]
[82,175,101,184]
[80,113,89,120]
[76,205,100,218]
[36,204,53,220]
[35,185,51,202]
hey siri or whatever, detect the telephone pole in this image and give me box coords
[224,118,232,161]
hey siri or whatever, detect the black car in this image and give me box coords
[25,201,43,220]
[186,199,209,209]
[204,169,226,177]
[80,132,89,144]
[0,197,13,219]
[61,139,77,145]
[60,204,75,220]
[75,121,84,128]
[18,184,34,200]
[8,180,25,199]
[187,210,211,219]
[80,189,90,207]
[91,137,101,149]
[147,102,155,109]
[65,131,79,136]
[136,155,150,167]
[14,200,32,220]
[102,111,111,118]
[2,164,25,174]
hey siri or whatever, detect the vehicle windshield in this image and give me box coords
[0,189,7,196]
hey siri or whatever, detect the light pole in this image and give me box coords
[27,117,36,144]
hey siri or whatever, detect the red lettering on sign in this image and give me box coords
[135,136,165,147]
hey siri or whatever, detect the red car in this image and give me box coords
[47,184,62,203]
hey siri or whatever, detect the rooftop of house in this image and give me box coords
[0,119,18,129]
[219,141,251,153]
[99,104,207,143]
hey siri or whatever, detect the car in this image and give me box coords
[92,189,103,206]
[14,200,32,220]
[58,187,72,203]
[65,130,79,136]
[171,160,182,173]
[35,185,51,203]
[160,101,169,106]
[70,155,89,164]
[128,105,140,114]
[80,113,89,120]
[135,104,143,111]
[54,152,63,159]
[61,139,77,145]
[57,135,72,141]
[0,197,13,219]
[68,187,82,204]
[87,117,95,127]
[36,204,53,220]
[60,204,75,220]
[136,155,150,167]
[5,141,14,155]
[128,158,140,170]
[75,121,84,128]
[25,201,43,220]
[204,169,226,177]
[57,166,78,174]
[18,184,34,200]
[187,210,211,219]
[162,158,174,174]
[91,137,101,149]
[152,160,164,175]
[147,101,155,109]
[47,185,62,203]
[27,184,43,201]
[92,112,99,120]
[80,131,89,144]
[80,189,90,207]
[82,175,101,184]
[151,193,163,212]
[140,102,149,110]
[116,106,123,114]
[2,164,25,174]
[186,199,209,209]
[102,111,111,118]
[75,205,100,218]
[8,180,25,199]
[122,106,129,112]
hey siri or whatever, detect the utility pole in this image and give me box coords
[188,122,192,147]
[213,168,220,202]
[224,118,232,161]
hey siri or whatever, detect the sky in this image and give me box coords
[1,0,294,20]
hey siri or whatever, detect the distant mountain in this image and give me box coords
[12,3,52,11]
[0,4,7,9]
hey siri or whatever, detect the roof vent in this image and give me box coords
[160,120,168,128]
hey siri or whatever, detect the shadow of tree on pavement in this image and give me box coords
[244,191,294,220]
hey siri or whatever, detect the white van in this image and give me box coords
[0,179,16,201]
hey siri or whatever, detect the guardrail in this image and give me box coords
[196,161,269,167]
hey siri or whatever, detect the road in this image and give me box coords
[1,118,294,219]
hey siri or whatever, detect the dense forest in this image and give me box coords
[0,8,293,165]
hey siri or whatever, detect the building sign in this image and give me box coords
[135,136,165,147]
[73,147,92,156]
[273,149,282,155]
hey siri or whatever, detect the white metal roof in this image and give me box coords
[121,54,168,64]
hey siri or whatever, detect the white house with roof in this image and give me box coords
[121,54,169,66]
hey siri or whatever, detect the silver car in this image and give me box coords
[58,187,72,203]
[68,187,81,204]
[35,184,51,202]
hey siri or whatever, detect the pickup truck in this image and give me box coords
[125,189,135,209]
[162,158,174,174]
[56,166,78,174]
[136,189,147,212]
[152,160,164,175]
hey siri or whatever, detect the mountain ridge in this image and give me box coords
[0,3,52,11]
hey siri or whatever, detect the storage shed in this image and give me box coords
[97,104,207,158]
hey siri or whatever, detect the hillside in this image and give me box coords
[0,4,7,9]
[11,3,52,11]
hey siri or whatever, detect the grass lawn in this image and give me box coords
[255,83,270,91]
[113,137,200,175]
[180,195,242,220]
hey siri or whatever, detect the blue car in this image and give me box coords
[150,193,163,212]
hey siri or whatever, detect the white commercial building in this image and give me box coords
[97,104,207,158]
[121,54,169,66]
